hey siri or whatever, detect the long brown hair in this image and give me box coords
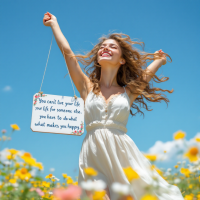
[68,33,172,118]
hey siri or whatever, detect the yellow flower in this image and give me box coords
[21,156,37,166]
[7,154,13,160]
[184,194,194,200]
[42,193,51,199]
[57,182,61,187]
[14,168,32,181]
[164,150,167,153]
[51,179,55,182]
[195,137,200,142]
[174,165,179,169]
[7,149,19,155]
[84,167,98,176]
[9,179,17,184]
[180,168,191,177]
[144,154,157,162]
[72,181,78,186]
[189,184,193,189]
[123,166,139,182]
[23,152,32,158]
[67,177,74,184]
[42,181,50,188]
[34,162,43,170]
[62,173,68,179]
[183,146,199,162]
[141,194,158,200]
[0,183,4,189]
[92,190,106,200]
[45,174,53,179]
[21,152,37,166]
[10,124,20,130]
[15,163,20,168]
[173,130,186,140]
[5,175,10,180]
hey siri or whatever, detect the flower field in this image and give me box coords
[0,125,200,200]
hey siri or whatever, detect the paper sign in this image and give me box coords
[30,93,84,135]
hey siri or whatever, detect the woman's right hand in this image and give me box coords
[43,12,57,27]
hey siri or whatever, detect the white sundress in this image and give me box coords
[78,86,184,200]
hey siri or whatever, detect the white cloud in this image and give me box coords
[3,86,12,91]
[142,132,200,163]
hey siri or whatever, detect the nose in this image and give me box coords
[103,45,109,51]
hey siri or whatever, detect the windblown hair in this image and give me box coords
[68,33,173,118]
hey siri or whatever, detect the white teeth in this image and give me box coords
[102,53,111,56]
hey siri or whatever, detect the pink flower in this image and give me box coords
[81,126,83,128]
[30,188,44,196]
[79,130,82,133]
[53,185,82,200]
[74,130,77,133]
[1,129,6,134]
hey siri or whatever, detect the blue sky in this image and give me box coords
[0,0,200,181]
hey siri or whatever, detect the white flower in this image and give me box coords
[177,161,181,165]
[4,182,19,188]
[111,182,130,195]
[182,160,186,164]
[3,160,11,166]
[80,180,93,191]
[80,180,106,191]
[49,191,53,195]
[167,168,172,172]
[174,178,181,184]
[164,171,171,176]
[55,178,60,181]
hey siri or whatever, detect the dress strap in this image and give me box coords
[123,86,127,94]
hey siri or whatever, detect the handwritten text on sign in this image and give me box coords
[30,93,84,135]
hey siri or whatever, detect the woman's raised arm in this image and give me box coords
[43,12,90,97]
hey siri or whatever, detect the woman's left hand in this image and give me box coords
[154,49,167,65]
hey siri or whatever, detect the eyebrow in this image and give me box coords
[101,43,118,47]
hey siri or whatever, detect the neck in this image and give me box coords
[99,64,120,88]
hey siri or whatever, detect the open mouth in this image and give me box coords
[101,52,112,57]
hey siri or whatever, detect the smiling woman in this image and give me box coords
[43,11,184,200]
[73,34,172,117]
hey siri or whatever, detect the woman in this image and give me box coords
[43,12,184,200]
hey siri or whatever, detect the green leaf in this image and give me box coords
[34,176,43,181]
[1,172,7,176]
[7,185,14,191]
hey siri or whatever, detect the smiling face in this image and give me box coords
[97,39,125,67]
